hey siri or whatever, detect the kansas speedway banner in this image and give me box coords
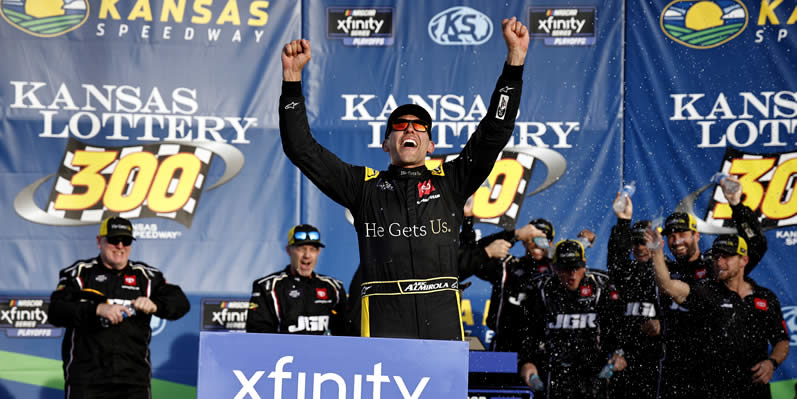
[626,0,797,392]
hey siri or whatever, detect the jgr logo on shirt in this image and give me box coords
[625,302,657,317]
[288,315,329,333]
[548,313,597,329]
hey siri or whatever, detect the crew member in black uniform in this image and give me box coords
[246,224,346,335]
[516,239,626,399]
[650,198,787,398]
[49,216,190,399]
[278,17,532,340]
[475,218,555,352]
[607,192,663,399]
[658,175,766,398]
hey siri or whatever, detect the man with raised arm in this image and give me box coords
[649,179,787,399]
[278,17,532,340]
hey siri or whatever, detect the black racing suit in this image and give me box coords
[480,254,550,352]
[48,256,190,389]
[475,228,552,352]
[659,203,765,398]
[246,266,346,335]
[515,269,623,399]
[279,64,523,340]
[606,218,662,399]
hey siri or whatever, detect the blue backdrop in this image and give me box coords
[1,0,795,397]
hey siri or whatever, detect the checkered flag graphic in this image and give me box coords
[431,149,535,230]
[45,138,214,227]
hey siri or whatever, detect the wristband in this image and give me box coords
[768,357,779,369]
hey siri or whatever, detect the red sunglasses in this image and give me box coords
[391,119,429,133]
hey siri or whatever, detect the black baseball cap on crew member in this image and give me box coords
[712,234,748,257]
[552,240,587,270]
[99,216,135,239]
[631,220,652,244]
[529,218,555,241]
[662,212,698,235]
[287,224,325,248]
[383,104,433,140]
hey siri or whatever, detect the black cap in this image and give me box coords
[552,240,586,269]
[288,224,325,247]
[662,212,697,235]
[529,218,555,241]
[99,216,134,239]
[383,104,433,140]
[631,220,651,244]
[711,234,747,256]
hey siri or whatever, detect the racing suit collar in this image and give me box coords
[386,164,430,180]
[95,255,132,274]
[285,265,315,280]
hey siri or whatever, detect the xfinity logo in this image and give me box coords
[1,307,48,326]
[428,6,492,46]
[212,308,248,325]
[537,16,585,34]
[233,356,430,399]
[547,313,597,329]
[336,17,384,35]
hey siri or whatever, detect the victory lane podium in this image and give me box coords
[197,332,469,398]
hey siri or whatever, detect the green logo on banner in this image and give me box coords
[0,0,88,37]
[660,0,748,49]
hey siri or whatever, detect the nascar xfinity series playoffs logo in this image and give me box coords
[0,297,63,337]
[660,0,748,49]
[327,7,393,46]
[529,7,596,46]
[0,0,88,37]
[201,299,249,331]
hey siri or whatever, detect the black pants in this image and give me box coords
[544,369,606,399]
[608,357,660,399]
[65,384,150,399]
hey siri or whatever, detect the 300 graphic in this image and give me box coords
[55,150,202,213]
[711,156,797,221]
[14,138,244,227]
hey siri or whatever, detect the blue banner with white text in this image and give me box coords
[3,0,796,397]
